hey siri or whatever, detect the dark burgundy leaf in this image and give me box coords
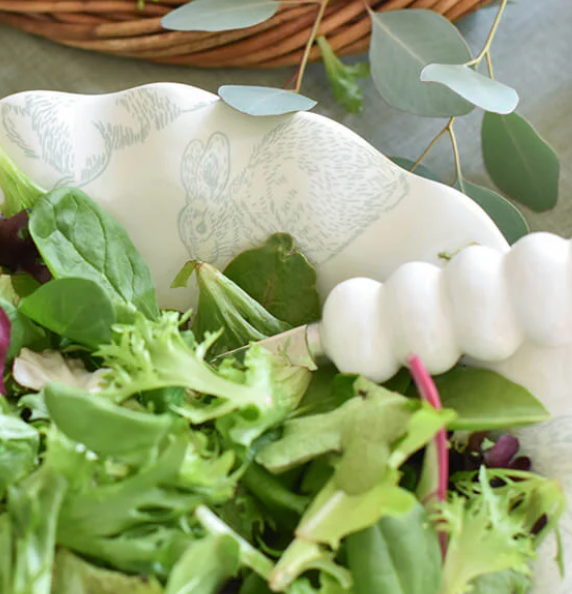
[483,434,520,468]
[0,210,51,284]
[0,306,11,395]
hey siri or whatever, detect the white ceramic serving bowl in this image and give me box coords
[0,82,569,592]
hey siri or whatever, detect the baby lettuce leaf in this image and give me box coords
[19,278,115,348]
[224,233,320,327]
[437,467,565,594]
[0,144,45,217]
[256,376,454,487]
[269,474,415,591]
[0,413,39,498]
[2,465,67,594]
[430,367,550,430]
[192,261,290,356]
[346,502,442,594]
[165,534,240,594]
[52,549,164,594]
[97,310,310,446]
[52,430,195,576]
[28,187,159,321]
[44,382,176,462]
[470,570,530,594]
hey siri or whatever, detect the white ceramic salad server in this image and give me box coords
[244,231,570,383]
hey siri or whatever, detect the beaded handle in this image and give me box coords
[319,232,570,382]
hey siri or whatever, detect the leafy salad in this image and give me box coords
[0,145,566,594]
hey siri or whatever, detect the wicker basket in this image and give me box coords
[0,0,492,69]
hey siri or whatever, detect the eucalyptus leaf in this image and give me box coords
[481,112,559,212]
[390,157,444,183]
[19,278,116,348]
[219,86,317,117]
[421,64,519,114]
[369,9,473,117]
[224,233,320,326]
[346,502,442,594]
[431,367,550,430]
[457,180,529,244]
[162,0,281,32]
[317,36,370,114]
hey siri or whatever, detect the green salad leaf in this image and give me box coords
[29,187,159,322]
[224,233,320,327]
[346,502,442,594]
[19,277,116,348]
[430,367,550,430]
[192,260,290,356]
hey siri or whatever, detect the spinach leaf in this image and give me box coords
[19,278,115,348]
[29,187,159,321]
[224,233,320,327]
[430,367,550,430]
[346,502,442,594]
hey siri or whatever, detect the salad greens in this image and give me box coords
[0,154,566,594]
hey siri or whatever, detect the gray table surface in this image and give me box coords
[1,0,570,235]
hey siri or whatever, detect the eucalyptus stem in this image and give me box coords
[447,119,465,192]
[294,0,331,92]
[467,0,508,67]
[409,120,451,172]
[485,51,495,79]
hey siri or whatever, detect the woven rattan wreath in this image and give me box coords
[0,0,492,69]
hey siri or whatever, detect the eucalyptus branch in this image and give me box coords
[293,0,331,92]
[410,120,451,173]
[485,52,495,79]
[466,0,508,68]
[447,119,465,192]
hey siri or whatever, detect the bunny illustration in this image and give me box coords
[1,87,212,188]
[178,117,409,267]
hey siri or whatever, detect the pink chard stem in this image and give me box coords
[407,354,448,557]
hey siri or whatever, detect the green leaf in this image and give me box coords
[193,261,290,356]
[317,36,370,114]
[346,502,442,594]
[170,260,197,289]
[368,9,473,117]
[420,64,519,114]
[470,570,530,594]
[269,475,415,590]
[0,296,45,361]
[19,278,115,348]
[389,157,444,183]
[457,180,529,245]
[0,144,45,217]
[0,413,39,498]
[29,187,159,321]
[224,233,320,326]
[431,367,550,431]
[5,465,67,594]
[481,112,560,212]
[52,548,164,594]
[218,86,317,117]
[162,0,281,32]
[44,382,176,460]
[165,535,240,594]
